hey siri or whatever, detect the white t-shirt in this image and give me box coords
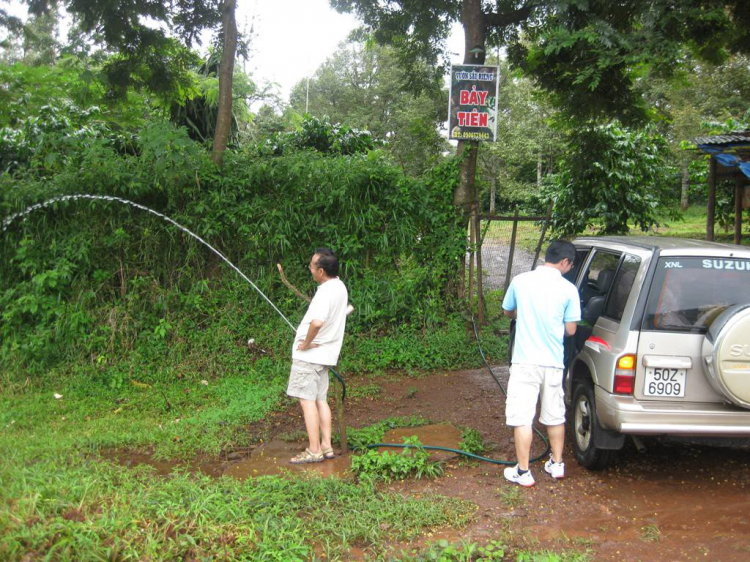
[292,278,348,366]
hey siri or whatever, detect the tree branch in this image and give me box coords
[276,263,311,302]
[485,4,533,29]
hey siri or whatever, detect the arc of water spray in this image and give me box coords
[1,194,297,333]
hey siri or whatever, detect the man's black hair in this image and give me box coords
[544,240,576,265]
[314,247,339,277]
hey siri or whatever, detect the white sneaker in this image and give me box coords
[544,456,565,479]
[503,465,535,487]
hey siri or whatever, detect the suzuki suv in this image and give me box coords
[561,237,750,469]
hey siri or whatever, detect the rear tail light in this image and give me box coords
[614,354,636,394]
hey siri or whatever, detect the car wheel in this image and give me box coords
[571,380,617,470]
[702,304,750,409]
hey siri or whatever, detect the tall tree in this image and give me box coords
[331,0,750,225]
[212,0,237,166]
[289,40,448,175]
[12,0,240,164]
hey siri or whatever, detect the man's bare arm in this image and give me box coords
[503,309,517,320]
[297,319,323,350]
[565,321,577,336]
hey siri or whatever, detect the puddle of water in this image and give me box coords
[102,423,463,481]
[100,450,226,477]
[381,423,462,462]
[224,440,351,479]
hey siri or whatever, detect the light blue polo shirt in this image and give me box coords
[502,266,581,368]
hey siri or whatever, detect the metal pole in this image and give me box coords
[475,185,485,323]
[707,156,716,241]
[335,376,348,454]
[532,201,554,270]
[504,208,519,293]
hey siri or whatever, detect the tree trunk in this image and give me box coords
[211,0,238,167]
[456,0,487,297]
[680,161,689,211]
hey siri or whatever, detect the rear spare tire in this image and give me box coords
[702,304,750,409]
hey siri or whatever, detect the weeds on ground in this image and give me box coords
[351,437,444,483]
[348,382,383,400]
[0,433,474,560]
[345,415,429,451]
[516,549,591,561]
[399,539,506,561]
[497,486,525,509]
[640,523,662,542]
[458,427,487,456]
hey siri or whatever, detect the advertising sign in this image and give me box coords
[448,64,500,142]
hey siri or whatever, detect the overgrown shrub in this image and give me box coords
[0,115,466,372]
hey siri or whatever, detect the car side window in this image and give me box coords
[564,248,591,284]
[604,254,641,321]
[579,250,622,309]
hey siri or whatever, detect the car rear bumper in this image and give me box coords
[595,386,750,436]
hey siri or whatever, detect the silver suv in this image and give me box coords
[563,237,750,469]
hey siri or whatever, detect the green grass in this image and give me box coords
[0,369,473,560]
[649,205,750,245]
[0,433,474,560]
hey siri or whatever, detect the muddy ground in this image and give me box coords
[115,366,750,561]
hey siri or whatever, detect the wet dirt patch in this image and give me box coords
[103,366,750,560]
[223,440,351,479]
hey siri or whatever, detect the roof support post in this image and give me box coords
[735,174,743,245]
[707,156,716,241]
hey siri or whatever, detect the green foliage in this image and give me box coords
[289,40,448,175]
[266,115,382,156]
[458,427,487,456]
[346,416,429,452]
[350,436,444,482]
[0,432,473,560]
[0,112,466,372]
[401,539,506,561]
[545,122,678,236]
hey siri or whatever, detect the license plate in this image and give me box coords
[644,367,686,397]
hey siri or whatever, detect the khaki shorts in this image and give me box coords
[287,359,330,401]
[505,363,565,427]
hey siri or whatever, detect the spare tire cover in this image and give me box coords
[702,304,750,408]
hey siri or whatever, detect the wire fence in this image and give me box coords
[473,212,550,297]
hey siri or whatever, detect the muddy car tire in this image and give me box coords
[571,381,618,470]
[702,304,750,409]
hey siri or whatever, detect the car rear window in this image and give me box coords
[644,257,750,332]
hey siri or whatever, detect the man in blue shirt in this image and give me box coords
[502,240,581,486]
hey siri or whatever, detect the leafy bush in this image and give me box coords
[1,113,466,372]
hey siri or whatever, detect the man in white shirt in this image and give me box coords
[288,248,349,464]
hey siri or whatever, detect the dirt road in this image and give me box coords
[318,366,750,561]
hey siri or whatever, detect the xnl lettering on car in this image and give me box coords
[701,259,750,271]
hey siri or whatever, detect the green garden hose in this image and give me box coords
[363,316,551,466]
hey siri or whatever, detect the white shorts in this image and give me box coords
[287,359,330,401]
[505,363,565,427]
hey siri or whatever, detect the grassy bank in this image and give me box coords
[0,320,514,560]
